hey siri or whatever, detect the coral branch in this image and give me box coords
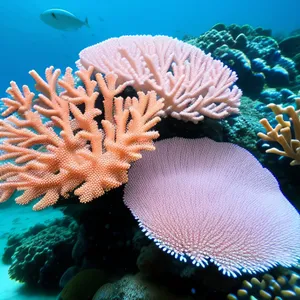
[0,66,164,210]
[77,35,242,123]
[258,100,300,166]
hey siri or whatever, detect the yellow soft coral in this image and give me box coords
[258,97,300,166]
[0,66,164,210]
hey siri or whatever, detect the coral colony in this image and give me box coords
[124,137,300,277]
[1,35,300,279]
[0,66,163,210]
[77,35,242,122]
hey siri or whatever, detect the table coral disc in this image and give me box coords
[124,137,300,277]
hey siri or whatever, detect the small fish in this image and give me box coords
[40,8,90,31]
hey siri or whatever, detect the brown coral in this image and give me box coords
[227,267,300,299]
[0,66,164,210]
[258,98,300,166]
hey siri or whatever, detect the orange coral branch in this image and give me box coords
[0,66,164,210]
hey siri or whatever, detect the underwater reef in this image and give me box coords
[2,217,78,288]
[185,24,300,99]
[0,30,300,300]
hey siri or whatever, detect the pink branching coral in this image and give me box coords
[77,35,242,123]
[123,137,300,277]
[0,66,164,210]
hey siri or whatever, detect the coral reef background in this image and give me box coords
[1,1,300,300]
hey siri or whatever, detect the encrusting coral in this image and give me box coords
[0,66,164,210]
[227,267,300,299]
[258,97,300,166]
[3,217,78,287]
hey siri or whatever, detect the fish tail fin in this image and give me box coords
[85,17,90,28]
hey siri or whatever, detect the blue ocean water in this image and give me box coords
[0,0,300,299]
[0,0,299,92]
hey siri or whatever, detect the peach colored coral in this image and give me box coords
[77,35,242,123]
[0,66,164,210]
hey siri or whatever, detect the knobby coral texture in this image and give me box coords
[77,35,242,123]
[0,66,164,210]
[124,137,300,277]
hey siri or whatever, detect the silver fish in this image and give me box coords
[40,8,89,31]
